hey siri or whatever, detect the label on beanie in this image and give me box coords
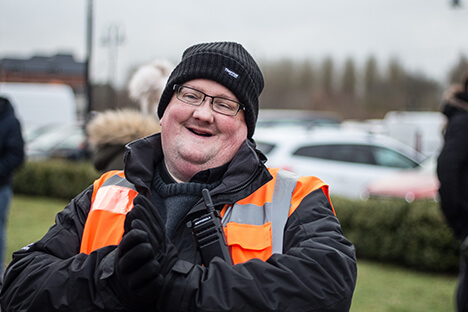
[224,67,239,79]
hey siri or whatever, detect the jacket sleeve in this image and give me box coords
[0,116,24,180]
[0,186,128,312]
[437,113,468,239]
[158,188,357,312]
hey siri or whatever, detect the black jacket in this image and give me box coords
[437,105,468,240]
[0,133,356,311]
[0,97,24,187]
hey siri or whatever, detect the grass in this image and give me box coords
[351,260,457,311]
[5,195,459,311]
[6,195,66,259]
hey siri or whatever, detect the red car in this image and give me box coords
[364,156,439,202]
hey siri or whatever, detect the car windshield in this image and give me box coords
[27,125,81,152]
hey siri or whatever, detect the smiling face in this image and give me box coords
[160,79,248,182]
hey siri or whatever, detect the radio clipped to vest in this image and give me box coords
[187,189,232,266]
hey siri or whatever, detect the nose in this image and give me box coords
[192,96,214,122]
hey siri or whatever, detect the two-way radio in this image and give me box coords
[187,189,232,266]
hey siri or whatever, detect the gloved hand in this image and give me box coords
[114,194,178,307]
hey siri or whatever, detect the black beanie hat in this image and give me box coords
[158,41,264,138]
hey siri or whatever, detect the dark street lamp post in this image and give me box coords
[85,0,93,118]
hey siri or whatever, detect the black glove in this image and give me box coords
[114,194,178,307]
[128,195,178,275]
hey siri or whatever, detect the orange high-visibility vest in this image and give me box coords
[220,168,332,264]
[80,170,138,254]
[80,168,332,265]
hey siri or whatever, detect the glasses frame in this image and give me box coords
[173,84,245,116]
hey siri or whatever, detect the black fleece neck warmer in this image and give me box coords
[150,165,221,237]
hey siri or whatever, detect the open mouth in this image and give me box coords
[188,127,213,137]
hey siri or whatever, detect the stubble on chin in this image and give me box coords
[164,144,215,182]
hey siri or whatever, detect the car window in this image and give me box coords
[255,141,276,155]
[331,145,375,164]
[292,145,330,159]
[293,144,375,165]
[372,146,419,169]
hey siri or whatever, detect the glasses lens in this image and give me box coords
[175,85,242,116]
[177,86,203,105]
[212,98,240,116]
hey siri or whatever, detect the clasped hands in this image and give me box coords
[114,194,178,306]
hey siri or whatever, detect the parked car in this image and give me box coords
[363,156,439,202]
[257,109,342,129]
[26,124,89,161]
[253,127,425,200]
[23,123,66,143]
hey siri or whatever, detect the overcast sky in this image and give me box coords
[1,0,467,87]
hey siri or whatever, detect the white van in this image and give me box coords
[0,82,77,140]
[383,111,447,157]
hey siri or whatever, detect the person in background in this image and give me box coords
[127,59,173,116]
[0,42,357,311]
[86,60,173,172]
[86,109,161,172]
[0,96,24,286]
[437,73,468,312]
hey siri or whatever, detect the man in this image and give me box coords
[0,42,357,311]
[437,75,468,312]
[0,96,24,285]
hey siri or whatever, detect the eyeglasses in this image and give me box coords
[173,84,244,116]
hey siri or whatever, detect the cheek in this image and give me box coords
[220,118,248,144]
[160,104,185,130]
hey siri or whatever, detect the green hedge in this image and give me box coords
[333,196,460,274]
[13,160,100,201]
[12,160,461,273]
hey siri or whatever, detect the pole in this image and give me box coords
[85,0,93,118]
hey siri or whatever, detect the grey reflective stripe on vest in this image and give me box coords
[101,173,136,191]
[222,170,298,254]
[270,170,298,254]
